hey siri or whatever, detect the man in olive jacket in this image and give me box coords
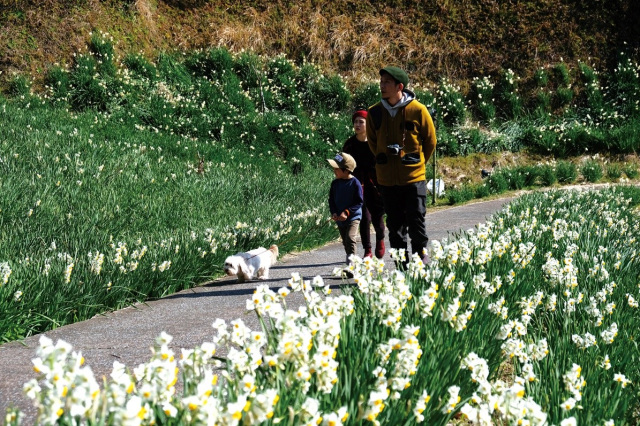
[366,66,437,265]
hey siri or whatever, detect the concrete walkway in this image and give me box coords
[0,197,512,422]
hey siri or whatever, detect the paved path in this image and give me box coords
[0,198,512,422]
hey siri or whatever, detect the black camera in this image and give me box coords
[401,152,420,165]
[387,144,402,155]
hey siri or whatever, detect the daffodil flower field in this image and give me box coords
[7,187,640,425]
[2,32,640,424]
[2,33,639,345]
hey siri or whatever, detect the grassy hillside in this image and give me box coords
[1,0,639,89]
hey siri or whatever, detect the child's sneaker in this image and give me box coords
[375,239,385,259]
[364,248,373,258]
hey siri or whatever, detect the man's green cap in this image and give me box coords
[380,66,409,87]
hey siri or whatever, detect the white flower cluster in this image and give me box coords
[21,274,354,425]
[23,337,100,424]
[0,261,11,285]
[363,325,423,423]
[338,253,413,332]
[458,352,547,425]
[560,363,585,411]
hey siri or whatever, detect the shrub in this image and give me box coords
[7,75,31,97]
[554,87,574,110]
[476,133,512,154]
[447,185,474,205]
[580,159,603,182]
[447,127,505,156]
[88,32,117,77]
[606,163,622,181]
[247,111,315,160]
[552,62,571,86]
[436,78,465,127]
[44,66,71,104]
[352,82,379,110]
[435,127,459,157]
[310,112,352,154]
[136,92,177,132]
[494,121,526,153]
[539,165,557,186]
[425,164,435,180]
[156,53,192,89]
[522,125,559,156]
[563,124,606,155]
[414,87,437,113]
[184,47,234,79]
[233,50,265,91]
[265,55,301,113]
[123,53,157,81]
[453,127,484,156]
[495,69,522,119]
[524,121,610,158]
[556,160,578,183]
[551,62,574,110]
[504,169,526,190]
[300,73,351,113]
[533,68,549,87]
[533,90,552,117]
[470,76,496,124]
[577,62,605,112]
[474,183,490,199]
[608,121,640,153]
[487,172,509,194]
[624,164,639,179]
[68,54,112,111]
[220,71,255,115]
[608,53,640,118]
[519,165,541,187]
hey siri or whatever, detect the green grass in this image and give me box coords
[0,99,338,342]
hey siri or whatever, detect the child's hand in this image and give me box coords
[331,213,338,221]
[337,212,348,221]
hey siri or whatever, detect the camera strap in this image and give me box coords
[401,107,407,149]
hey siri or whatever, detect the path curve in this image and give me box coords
[0,197,513,421]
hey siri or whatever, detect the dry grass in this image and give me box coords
[2,0,637,89]
[214,8,267,52]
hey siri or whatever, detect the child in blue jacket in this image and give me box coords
[327,152,363,269]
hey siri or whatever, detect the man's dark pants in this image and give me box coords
[360,183,386,250]
[380,180,428,257]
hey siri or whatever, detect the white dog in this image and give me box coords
[223,245,279,283]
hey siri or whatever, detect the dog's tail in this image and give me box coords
[269,244,279,263]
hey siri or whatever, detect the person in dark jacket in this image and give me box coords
[342,110,386,259]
